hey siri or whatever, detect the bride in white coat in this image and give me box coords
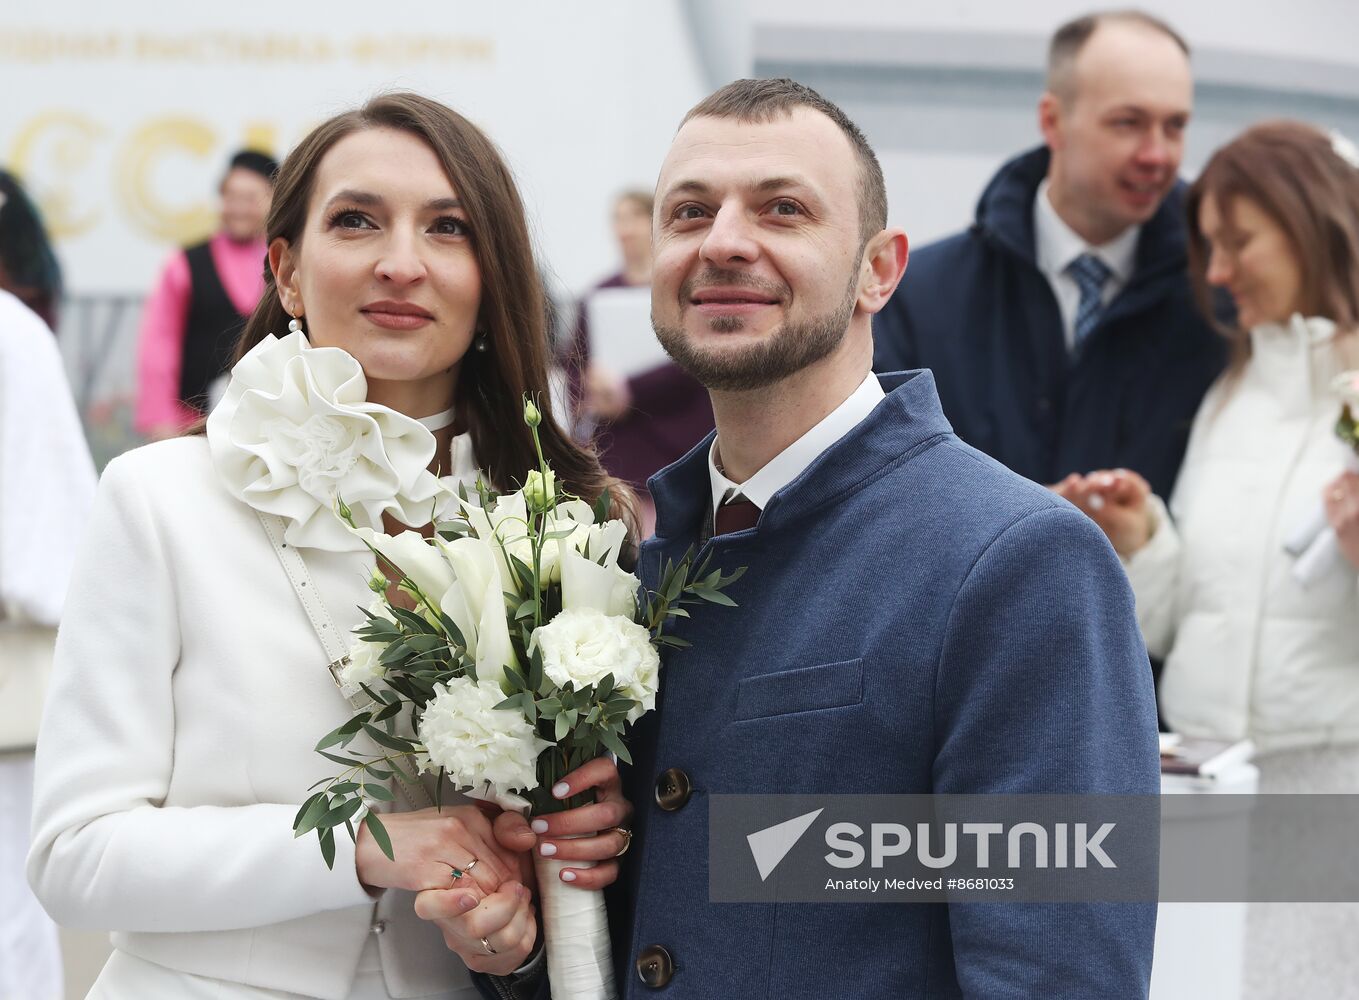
[27,93,632,1000]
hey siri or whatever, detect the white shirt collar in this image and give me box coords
[1034,179,1139,284]
[707,373,886,519]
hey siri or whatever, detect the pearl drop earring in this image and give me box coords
[288,313,303,335]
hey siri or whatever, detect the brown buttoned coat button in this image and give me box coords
[636,944,675,988]
[654,767,692,811]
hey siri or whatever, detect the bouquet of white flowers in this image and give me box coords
[1285,370,1359,586]
[293,398,742,999]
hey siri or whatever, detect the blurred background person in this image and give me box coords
[0,173,97,998]
[873,9,1224,502]
[572,190,714,534]
[133,149,276,440]
[1064,121,1359,996]
[0,169,64,332]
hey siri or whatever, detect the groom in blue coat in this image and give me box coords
[609,79,1160,998]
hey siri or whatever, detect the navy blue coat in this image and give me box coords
[872,146,1225,500]
[614,372,1160,998]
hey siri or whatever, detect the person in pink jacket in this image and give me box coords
[133,149,276,438]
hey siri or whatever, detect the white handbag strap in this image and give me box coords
[256,510,432,810]
[255,511,354,690]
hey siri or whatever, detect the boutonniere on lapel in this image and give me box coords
[293,396,745,1000]
[1284,370,1359,586]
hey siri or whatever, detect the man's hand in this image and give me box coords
[494,756,634,890]
[1050,469,1155,558]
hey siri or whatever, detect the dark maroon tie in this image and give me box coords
[714,496,761,535]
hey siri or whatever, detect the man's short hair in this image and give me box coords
[1047,10,1190,104]
[681,78,887,247]
[228,149,279,184]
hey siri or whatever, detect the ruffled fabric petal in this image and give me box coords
[206,331,454,552]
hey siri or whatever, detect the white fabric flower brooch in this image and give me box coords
[207,331,454,552]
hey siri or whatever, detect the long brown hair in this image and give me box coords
[1186,120,1359,374]
[201,92,629,521]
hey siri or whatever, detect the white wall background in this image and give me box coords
[752,0,1359,245]
[0,1,717,296]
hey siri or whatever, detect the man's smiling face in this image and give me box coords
[650,107,867,391]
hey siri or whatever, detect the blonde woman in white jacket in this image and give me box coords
[26,93,632,1000]
[1058,121,1359,996]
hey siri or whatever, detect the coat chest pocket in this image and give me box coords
[733,658,864,722]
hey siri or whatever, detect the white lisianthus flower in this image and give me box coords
[532,608,659,723]
[535,499,598,584]
[461,493,598,590]
[418,676,550,801]
[560,546,640,618]
[338,600,396,698]
[578,518,628,568]
[524,468,555,510]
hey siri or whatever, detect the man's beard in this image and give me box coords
[652,266,859,392]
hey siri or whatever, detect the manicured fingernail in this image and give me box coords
[540,842,557,857]
[531,819,549,834]
[561,869,577,882]
[552,782,570,799]
[458,894,477,911]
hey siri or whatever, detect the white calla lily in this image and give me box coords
[560,546,641,618]
[437,534,516,688]
[349,526,455,604]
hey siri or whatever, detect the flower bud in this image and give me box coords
[367,569,388,594]
[523,398,542,428]
[525,468,556,510]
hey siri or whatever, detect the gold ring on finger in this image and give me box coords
[481,936,498,956]
[608,826,633,858]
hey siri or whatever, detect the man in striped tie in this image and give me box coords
[872,9,1224,504]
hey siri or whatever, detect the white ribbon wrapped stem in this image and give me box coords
[533,835,617,1000]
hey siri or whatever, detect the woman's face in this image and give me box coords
[1197,192,1302,330]
[272,127,481,414]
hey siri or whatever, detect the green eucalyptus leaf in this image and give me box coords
[598,727,632,764]
[319,827,337,869]
[319,796,363,830]
[363,724,416,752]
[293,792,326,836]
[363,783,396,802]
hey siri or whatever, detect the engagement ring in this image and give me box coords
[609,826,634,858]
[440,858,476,882]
